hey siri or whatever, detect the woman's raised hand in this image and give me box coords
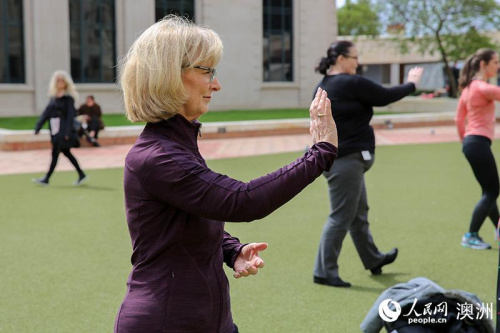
[407,67,423,88]
[309,88,338,147]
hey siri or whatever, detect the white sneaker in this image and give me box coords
[73,175,88,186]
[461,232,491,250]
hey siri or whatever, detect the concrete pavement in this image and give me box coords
[3,124,499,176]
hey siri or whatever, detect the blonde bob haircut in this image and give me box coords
[119,15,223,123]
[48,70,79,102]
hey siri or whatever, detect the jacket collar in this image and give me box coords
[152,114,202,150]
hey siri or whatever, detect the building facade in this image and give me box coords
[0,0,336,117]
[348,33,500,91]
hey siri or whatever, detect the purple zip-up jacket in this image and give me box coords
[115,114,337,333]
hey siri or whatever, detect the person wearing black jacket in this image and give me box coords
[32,70,87,186]
[312,41,423,287]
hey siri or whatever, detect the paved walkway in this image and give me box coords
[2,124,500,176]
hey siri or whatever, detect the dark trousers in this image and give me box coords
[462,135,499,232]
[314,152,385,280]
[88,117,101,139]
[46,142,84,179]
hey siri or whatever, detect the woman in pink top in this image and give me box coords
[456,48,500,250]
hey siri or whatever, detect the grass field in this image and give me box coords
[0,109,397,130]
[0,109,309,130]
[1,141,498,332]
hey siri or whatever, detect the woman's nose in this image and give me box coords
[211,77,221,91]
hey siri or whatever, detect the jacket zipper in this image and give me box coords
[216,222,224,332]
[163,268,175,331]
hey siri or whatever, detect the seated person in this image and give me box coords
[74,116,99,147]
[78,95,104,142]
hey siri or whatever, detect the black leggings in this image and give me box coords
[462,135,499,232]
[47,143,83,179]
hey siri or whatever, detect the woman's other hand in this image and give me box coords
[309,88,338,147]
[233,243,268,278]
[407,67,424,88]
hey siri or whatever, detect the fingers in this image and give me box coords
[233,256,265,279]
[249,242,268,252]
[409,66,423,77]
[309,88,330,144]
[233,264,261,279]
[408,67,423,87]
[323,98,332,126]
[309,87,322,120]
[318,90,327,117]
[242,242,268,259]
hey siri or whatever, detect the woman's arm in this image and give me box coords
[34,101,52,134]
[355,77,415,107]
[355,67,422,106]
[222,231,247,268]
[137,141,337,222]
[479,82,500,101]
[455,95,467,141]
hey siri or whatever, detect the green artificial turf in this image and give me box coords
[0,141,497,332]
[0,109,308,130]
[0,109,397,130]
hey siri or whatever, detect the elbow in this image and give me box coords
[230,209,272,223]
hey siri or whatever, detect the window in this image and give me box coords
[381,64,391,84]
[263,0,293,82]
[0,0,25,83]
[69,0,116,83]
[156,0,195,22]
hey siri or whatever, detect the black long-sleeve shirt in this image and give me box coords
[316,74,415,157]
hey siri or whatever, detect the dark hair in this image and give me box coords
[459,48,497,90]
[315,40,354,75]
[86,95,95,101]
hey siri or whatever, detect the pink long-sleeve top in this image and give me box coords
[455,79,500,141]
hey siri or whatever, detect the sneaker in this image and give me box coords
[73,174,88,186]
[461,232,491,250]
[32,177,49,186]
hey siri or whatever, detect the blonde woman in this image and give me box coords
[115,16,338,333]
[33,70,87,186]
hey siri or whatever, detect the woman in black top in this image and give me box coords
[313,41,423,287]
[33,70,87,186]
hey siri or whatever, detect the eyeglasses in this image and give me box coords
[344,55,358,60]
[194,65,217,83]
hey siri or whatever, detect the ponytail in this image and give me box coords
[315,40,354,75]
[315,57,331,75]
[459,48,497,90]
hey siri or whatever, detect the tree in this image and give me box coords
[337,0,381,36]
[377,0,500,97]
